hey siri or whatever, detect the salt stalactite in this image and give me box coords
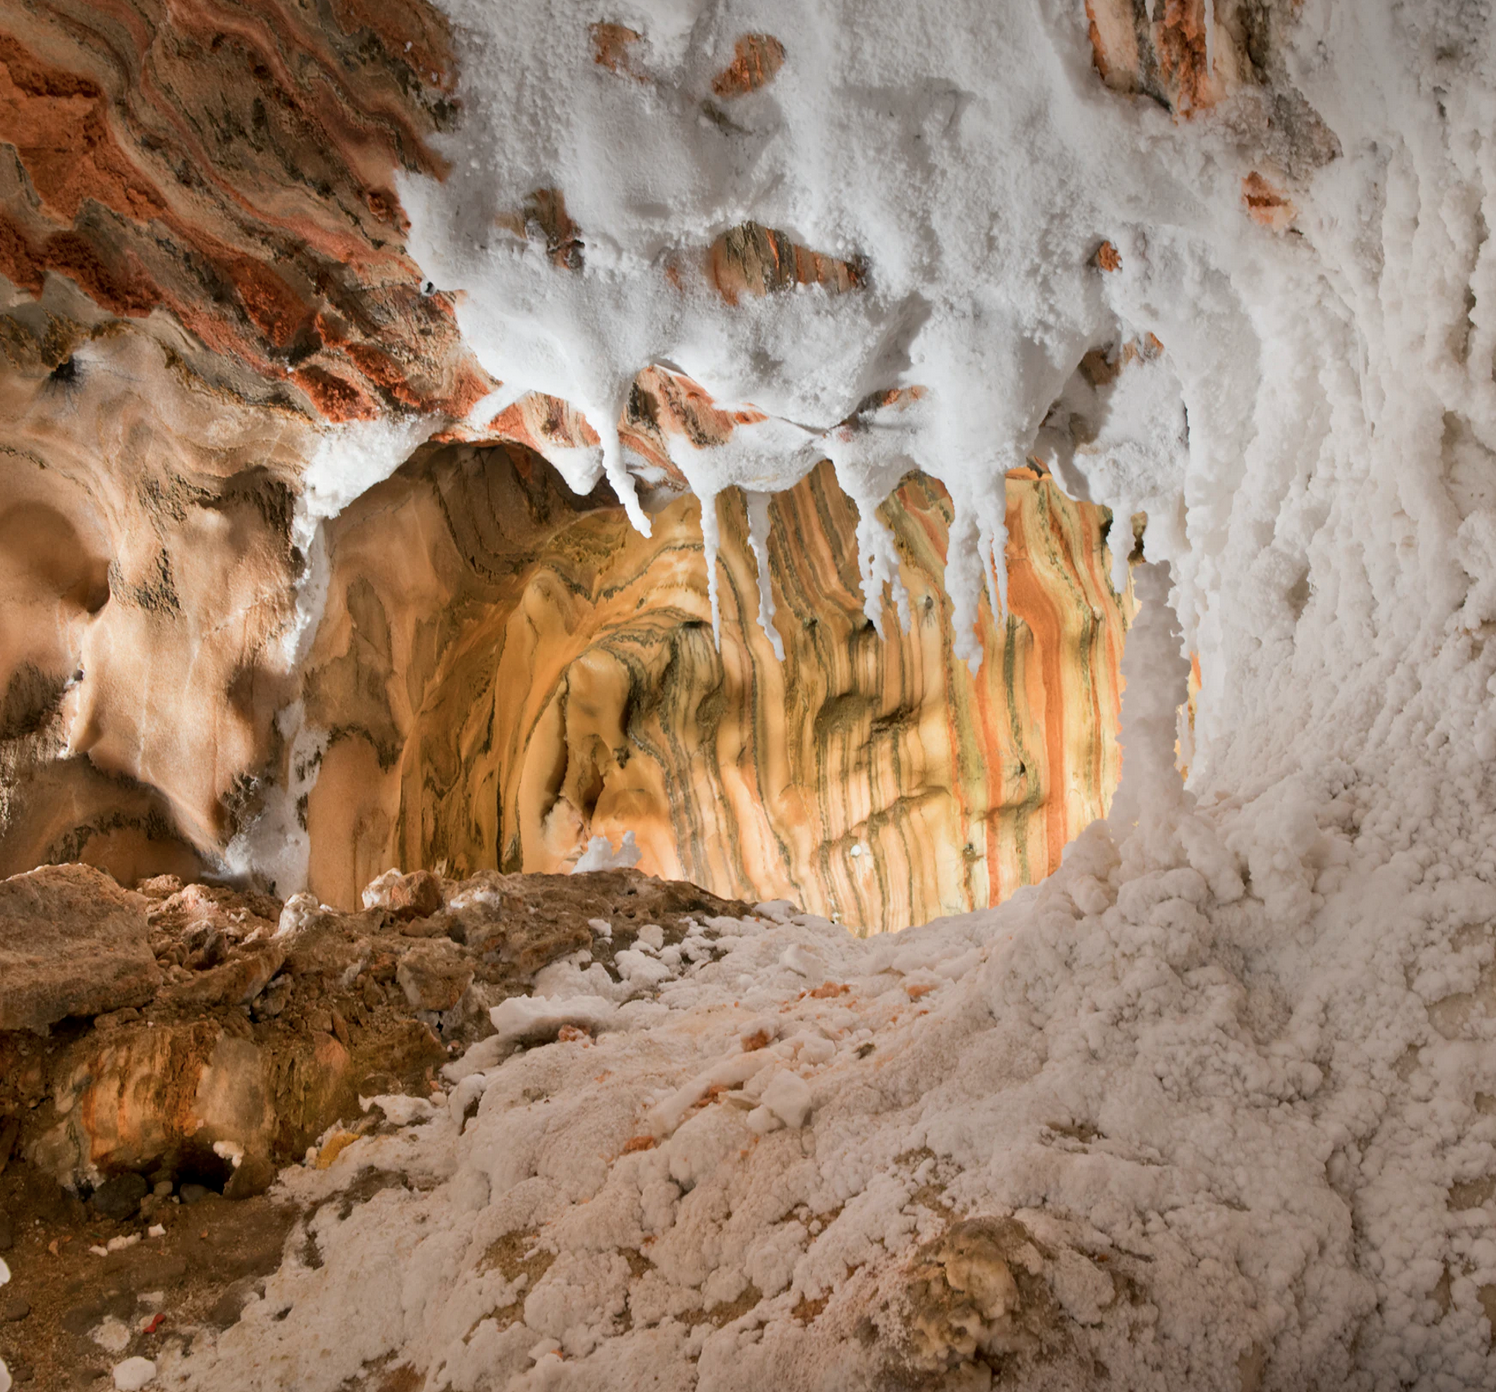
[1105,560,1190,832]
[744,490,785,660]
[592,408,652,538]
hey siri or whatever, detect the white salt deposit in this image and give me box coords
[112,1357,157,1391]
[164,0,1496,1387]
[0,1257,9,1392]
[570,830,644,874]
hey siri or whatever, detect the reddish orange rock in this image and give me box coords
[708,223,863,304]
[591,22,644,77]
[0,0,489,420]
[712,34,786,97]
[1242,171,1296,230]
[496,189,586,270]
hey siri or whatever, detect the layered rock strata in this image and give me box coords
[0,0,1134,931]
[304,447,1129,933]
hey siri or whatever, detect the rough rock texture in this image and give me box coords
[0,863,159,1030]
[1084,0,1340,178]
[0,0,487,419]
[0,862,755,1194]
[0,340,1128,930]
[303,445,1129,932]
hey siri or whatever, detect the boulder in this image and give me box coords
[388,870,444,921]
[0,865,160,1031]
[90,1172,148,1221]
[396,940,473,1012]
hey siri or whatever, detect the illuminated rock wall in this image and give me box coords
[304,446,1128,932]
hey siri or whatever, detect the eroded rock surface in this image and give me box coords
[303,446,1129,932]
[0,864,159,1031]
[0,0,1135,931]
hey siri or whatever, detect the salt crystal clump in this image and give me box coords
[112,1357,157,1391]
[571,830,643,874]
[360,867,403,909]
[274,891,324,938]
[489,994,617,1047]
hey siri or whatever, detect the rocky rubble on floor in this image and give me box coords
[0,860,759,1389]
[1,862,757,1196]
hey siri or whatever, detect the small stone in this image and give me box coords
[91,1315,132,1352]
[396,940,473,1012]
[388,870,443,921]
[92,1173,149,1221]
[178,1183,209,1205]
[330,1009,350,1047]
[397,910,448,938]
[113,1355,158,1390]
[152,1180,173,1198]
[0,1294,29,1321]
[136,874,183,900]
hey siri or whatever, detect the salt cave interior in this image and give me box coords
[2,0,1496,1388]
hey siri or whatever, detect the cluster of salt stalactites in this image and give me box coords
[395,0,1237,671]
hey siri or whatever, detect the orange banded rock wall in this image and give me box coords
[302,447,1129,934]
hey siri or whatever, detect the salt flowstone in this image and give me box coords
[0,864,159,1031]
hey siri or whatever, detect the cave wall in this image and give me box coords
[302,445,1128,933]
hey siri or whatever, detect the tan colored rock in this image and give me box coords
[158,942,286,1010]
[708,223,863,305]
[395,939,472,1012]
[1083,0,1338,174]
[387,869,445,921]
[0,863,160,1030]
[304,447,1129,932]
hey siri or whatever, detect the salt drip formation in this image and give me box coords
[3,0,1496,1389]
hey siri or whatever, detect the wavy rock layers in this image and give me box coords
[304,448,1128,933]
[0,0,1131,926]
[0,0,483,883]
[0,0,486,419]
